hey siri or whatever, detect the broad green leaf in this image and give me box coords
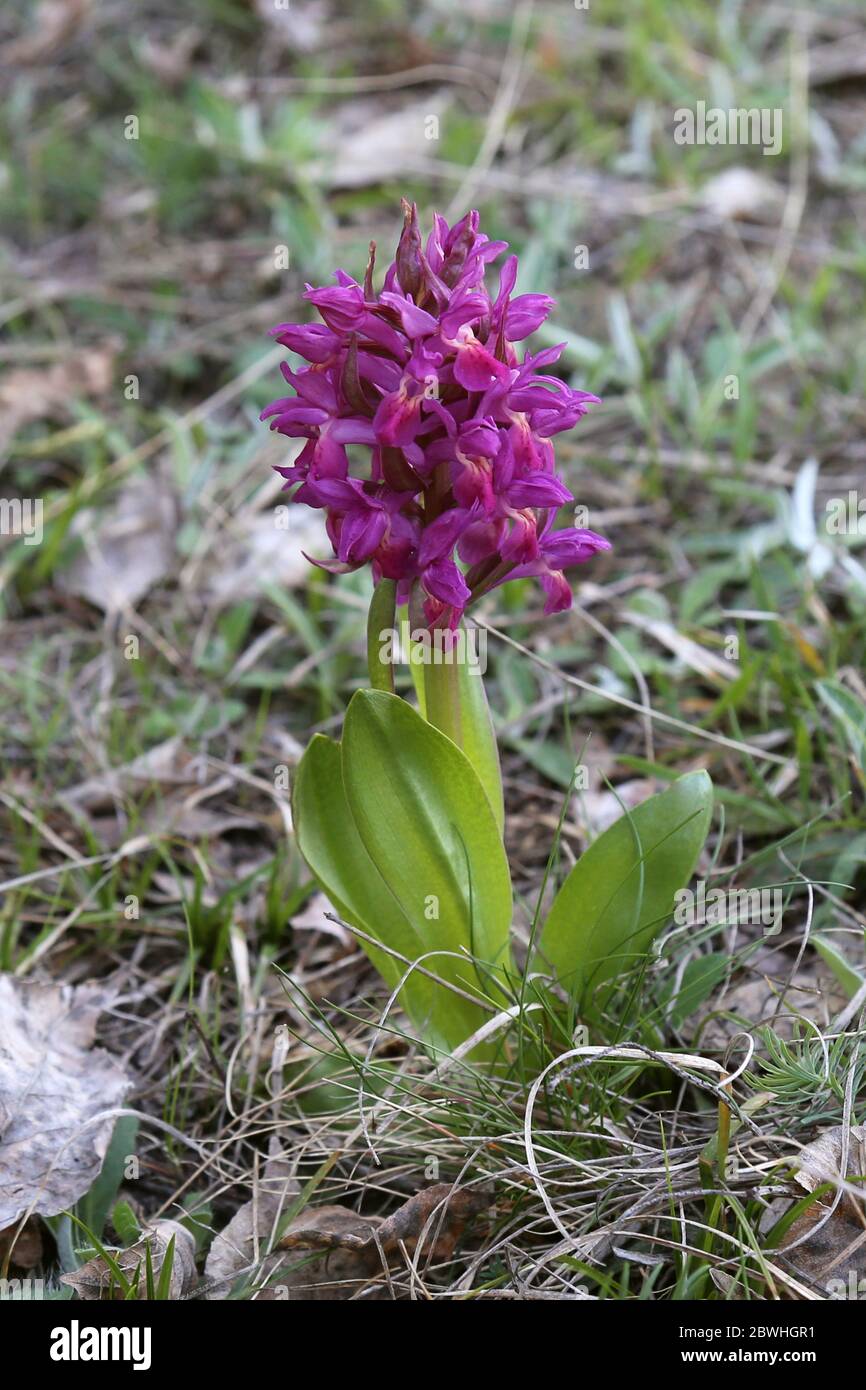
[341,690,513,994]
[536,771,713,1006]
[293,731,498,1051]
[813,935,864,1000]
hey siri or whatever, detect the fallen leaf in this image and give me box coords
[206,1174,487,1300]
[0,346,115,451]
[139,26,201,86]
[0,1217,43,1270]
[573,778,660,837]
[60,1219,196,1300]
[270,1182,489,1299]
[0,979,132,1227]
[779,1126,866,1298]
[57,479,177,613]
[700,167,784,223]
[698,948,848,1047]
[290,891,351,944]
[311,96,450,190]
[58,737,201,814]
[621,609,735,683]
[206,510,328,604]
[204,1142,300,1299]
[0,0,90,65]
[793,1126,866,1197]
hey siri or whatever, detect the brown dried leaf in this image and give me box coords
[139,26,201,86]
[60,1220,196,1301]
[0,0,90,65]
[0,979,132,1227]
[207,1177,487,1300]
[0,1217,43,1270]
[204,1143,301,1299]
[0,346,115,451]
[794,1125,866,1197]
[270,1183,490,1299]
[779,1125,866,1298]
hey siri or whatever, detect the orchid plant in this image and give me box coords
[263,203,713,1057]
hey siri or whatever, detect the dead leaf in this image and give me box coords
[0,346,114,450]
[0,0,90,65]
[204,1142,300,1299]
[794,1126,866,1198]
[206,1175,487,1300]
[57,479,177,613]
[698,947,848,1047]
[311,96,450,190]
[290,891,351,945]
[0,979,132,1227]
[573,778,660,837]
[58,737,203,814]
[205,510,328,604]
[271,1183,489,1299]
[264,1205,385,1300]
[621,609,735,683]
[779,1126,866,1298]
[700,167,784,223]
[60,1219,196,1300]
[139,26,201,86]
[0,1217,43,1270]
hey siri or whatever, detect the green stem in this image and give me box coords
[422,653,463,748]
[366,579,396,692]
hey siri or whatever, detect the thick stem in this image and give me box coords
[422,650,463,748]
[366,579,397,692]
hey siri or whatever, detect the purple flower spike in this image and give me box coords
[261,201,609,625]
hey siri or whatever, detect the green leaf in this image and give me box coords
[668,952,729,1027]
[293,736,433,1012]
[341,690,512,979]
[816,679,866,771]
[293,723,506,1051]
[536,771,713,1006]
[813,935,864,999]
[112,1200,141,1247]
[76,1116,139,1241]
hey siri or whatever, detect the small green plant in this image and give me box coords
[266,204,713,1056]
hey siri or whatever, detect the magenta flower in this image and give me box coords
[261,202,610,628]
